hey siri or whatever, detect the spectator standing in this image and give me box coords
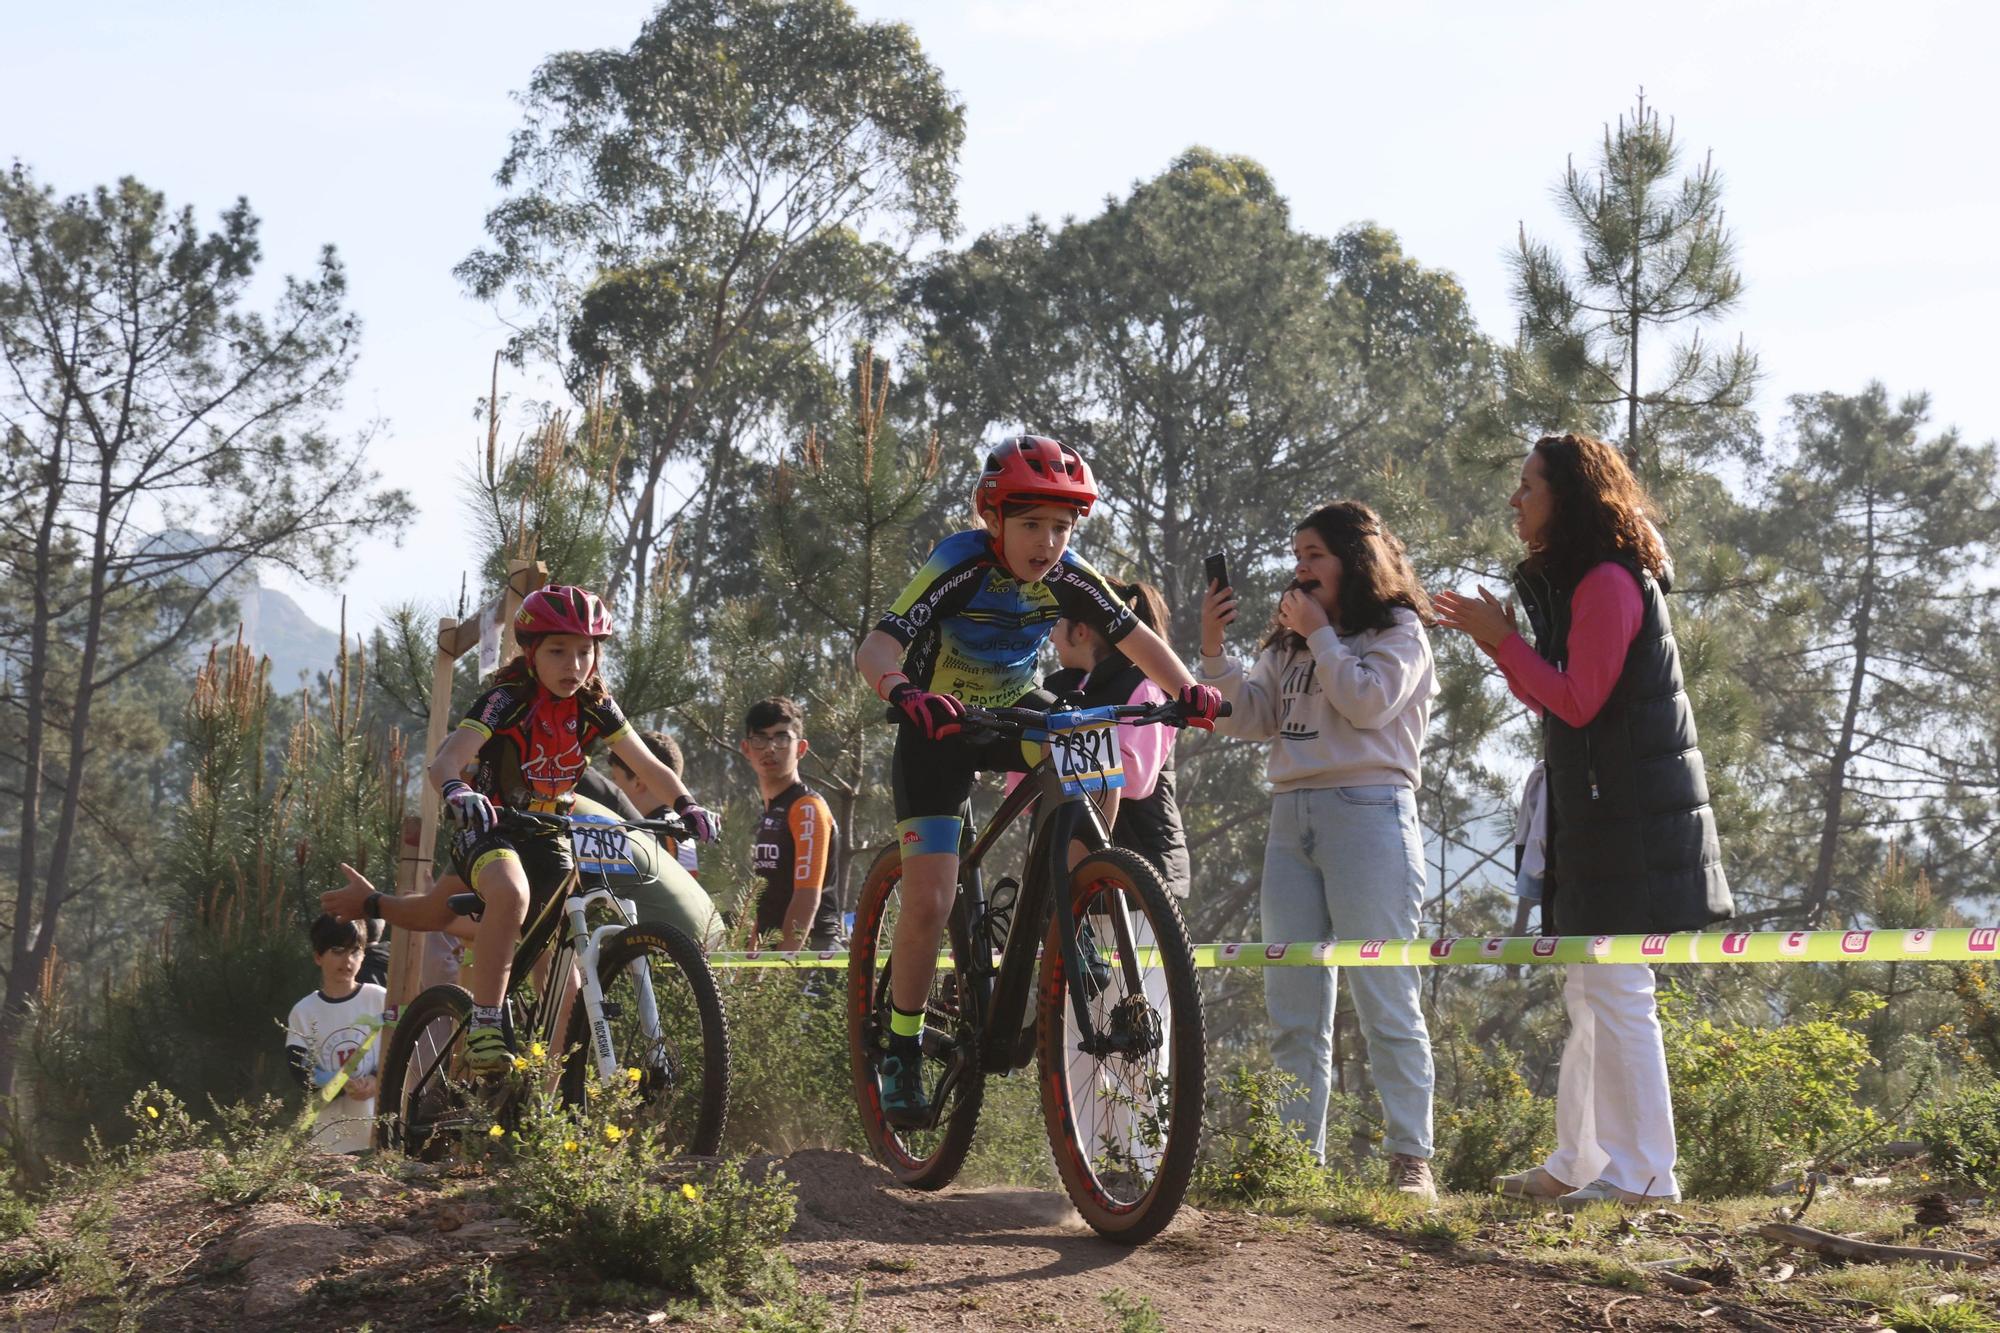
[286,915,386,1154]
[1198,500,1440,1199]
[740,697,842,950]
[1435,433,1732,1208]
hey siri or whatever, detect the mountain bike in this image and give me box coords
[378,808,729,1159]
[847,698,1224,1243]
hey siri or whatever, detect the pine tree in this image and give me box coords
[1508,92,1759,474]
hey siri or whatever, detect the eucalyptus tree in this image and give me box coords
[457,0,965,607]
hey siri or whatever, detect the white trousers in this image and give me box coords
[1542,963,1680,1197]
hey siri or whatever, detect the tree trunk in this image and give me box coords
[1804,496,1876,925]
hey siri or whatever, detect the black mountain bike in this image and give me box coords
[847,698,1224,1243]
[378,808,730,1159]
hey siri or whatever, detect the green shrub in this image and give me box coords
[1194,1067,1326,1206]
[1914,1075,2000,1192]
[503,1079,796,1295]
[1431,1032,1555,1193]
[1661,990,1883,1197]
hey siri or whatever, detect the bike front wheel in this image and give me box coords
[847,843,986,1189]
[376,983,478,1160]
[1037,847,1205,1243]
[560,921,730,1156]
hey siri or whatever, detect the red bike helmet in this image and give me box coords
[974,435,1098,519]
[515,585,615,640]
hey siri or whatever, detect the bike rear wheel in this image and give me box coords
[847,843,986,1188]
[1037,847,1205,1243]
[376,983,479,1159]
[560,921,730,1156]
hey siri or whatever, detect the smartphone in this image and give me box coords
[1203,552,1230,593]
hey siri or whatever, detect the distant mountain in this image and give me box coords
[244,585,344,692]
[146,530,345,692]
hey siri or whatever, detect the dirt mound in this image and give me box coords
[782,1147,1090,1243]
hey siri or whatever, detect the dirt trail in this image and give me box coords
[0,1147,1824,1331]
[780,1149,1751,1332]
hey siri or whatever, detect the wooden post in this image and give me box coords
[386,815,425,1011]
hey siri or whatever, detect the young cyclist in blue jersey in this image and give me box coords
[322,586,721,1072]
[852,435,1222,1127]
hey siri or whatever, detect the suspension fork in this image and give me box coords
[565,901,620,1083]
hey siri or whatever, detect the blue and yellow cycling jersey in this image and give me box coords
[876,530,1137,708]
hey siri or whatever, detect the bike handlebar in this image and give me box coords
[495,806,692,842]
[878,697,1231,735]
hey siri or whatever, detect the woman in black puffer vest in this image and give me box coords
[1436,433,1732,1210]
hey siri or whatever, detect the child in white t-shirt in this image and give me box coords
[286,914,387,1154]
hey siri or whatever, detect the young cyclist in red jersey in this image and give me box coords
[852,436,1221,1126]
[322,586,721,1072]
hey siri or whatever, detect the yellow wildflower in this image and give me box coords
[626,1067,643,1084]
[680,1183,702,1201]
[145,1106,160,1120]
[488,1124,505,1140]
[512,1056,528,1072]
[604,1124,624,1143]
[563,1140,579,1153]
[530,1042,546,1058]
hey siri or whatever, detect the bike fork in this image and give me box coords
[566,905,620,1084]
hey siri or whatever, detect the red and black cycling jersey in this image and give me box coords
[457,681,635,808]
[750,781,840,944]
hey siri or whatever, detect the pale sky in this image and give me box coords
[5,0,1993,634]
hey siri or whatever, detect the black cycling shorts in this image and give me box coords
[450,825,574,918]
[890,691,1051,858]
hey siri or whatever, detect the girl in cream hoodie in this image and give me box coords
[1199,500,1440,1198]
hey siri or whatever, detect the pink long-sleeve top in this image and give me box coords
[1491,563,1644,729]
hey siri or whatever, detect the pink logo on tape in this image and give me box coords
[1220,943,1244,961]
[1972,928,1999,954]
[1360,940,1387,960]
[1429,937,1459,960]
[1840,931,1871,955]
[1781,931,1810,957]
[1642,934,1669,956]
[1532,937,1559,957]
[1904,930,1934,953]
[1481,937,1506,957]
[1588,936,1612,958]
[1312,942,1335,962]
[1722,933,1750,955]
[817,949,838,962]
[1265,942,1289,961]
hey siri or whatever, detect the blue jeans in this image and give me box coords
[1261,785,1434,1161]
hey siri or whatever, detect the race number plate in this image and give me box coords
[1050,719,1125,796]
[570,816,637,875]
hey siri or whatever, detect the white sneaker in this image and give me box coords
[1557,1177,1680,1212]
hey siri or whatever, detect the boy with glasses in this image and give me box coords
[741,697,841,950]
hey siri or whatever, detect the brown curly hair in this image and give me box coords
[1264,500,1434,651]
[1525,434,1668,586]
